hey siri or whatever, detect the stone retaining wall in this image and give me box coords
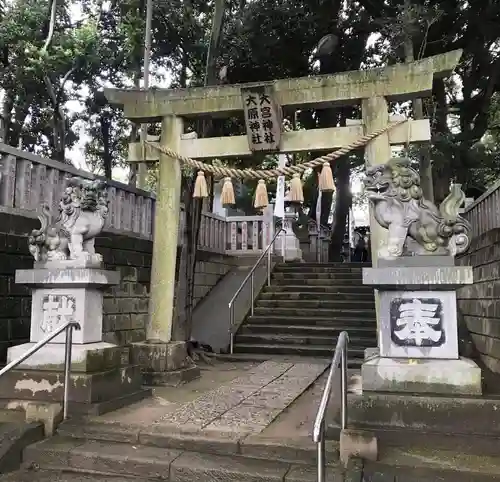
[457,228,500,373]
[0,210,234,363]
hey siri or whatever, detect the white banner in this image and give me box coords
[274,154,287,219]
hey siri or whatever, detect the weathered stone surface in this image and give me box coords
[155,361,327,436]
[68,440,181,478]
[205,404,282,433]
[0,365,144,405]
[285,464,342,482]
[457,228,500,374]
[139,426,242,454]
[170,450,289,482]
[0,421,44,474]
[363,266,473,288]
[131,340,193,372]
[240,435,338,465]
[339,429,377,466]
[15,268,120,286]
[143,365,201,387]
[25,402,62,436]
[7,342,121,372]
[347,392,500,436]
[361,356,481,395]
[24,436,85,468]
[378,290,459,359]
[105,51,462,120]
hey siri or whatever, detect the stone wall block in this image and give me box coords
[465,316,500,339]
[118,267,139,282]
[10,318,30,340]
[457,231,500,374]
[130,313,148,330]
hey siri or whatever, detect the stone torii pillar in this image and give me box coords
[104,49,461,382]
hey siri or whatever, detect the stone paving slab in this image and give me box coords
[155,360,328,435]
[205,405,283,434]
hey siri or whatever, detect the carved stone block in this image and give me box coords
[378,290,459,359]
[16,268,119,345]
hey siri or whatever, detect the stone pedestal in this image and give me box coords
[361,257,482,395]
[1,266,150,415]
[277,213,302,261]
[131,340,200,386]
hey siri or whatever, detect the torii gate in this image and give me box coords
[104,50,461,382]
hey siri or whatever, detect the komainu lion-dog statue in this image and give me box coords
[363,157,471,258]
[29,176,109,264]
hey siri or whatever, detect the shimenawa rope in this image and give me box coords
[145,119,406,180]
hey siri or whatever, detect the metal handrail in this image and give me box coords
[0,320,81,420]
[228,228,286,353]
[313,331,349,482]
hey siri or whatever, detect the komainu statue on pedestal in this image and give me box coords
[28,177,108,264]
[363,157,471,258]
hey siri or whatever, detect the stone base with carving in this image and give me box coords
[0,267,150,415]
[361,257,482,396]
[131,340,200,386]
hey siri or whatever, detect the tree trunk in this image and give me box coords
[432,78,452,203]
[101,112,112,179]
[403,30,434,201]
[328,156,351,261]
[0,92,13,143]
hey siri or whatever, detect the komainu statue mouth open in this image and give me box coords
[363,157,471,258]
[28,176,109,265]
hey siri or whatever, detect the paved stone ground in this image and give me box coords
[91,360,334,437]
[88,359,362,448]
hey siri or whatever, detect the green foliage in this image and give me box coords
[0,0,499,197]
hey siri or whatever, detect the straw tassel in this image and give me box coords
[193,171,208,198]
[289,173,304,203]
[319,162,335,192]
[254,179,269,209]
[220,177,235,206]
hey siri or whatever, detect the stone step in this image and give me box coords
[215,353,332,364]
[234,333,376,347]
[347,425,500,459]
[260,291,374,301]
[233,343,366,359]
[255,299,375,310]
[253,307,376,319]
[247,315,376,326]
[55,421,339,466]
[346,392,500,438]
[264,285,373,294]
[274,266,364,273]
[273,272,362,280]
[0,471,132,482]
[271,277,364,286]
[363,446,500,481]
[239,324,376,336]
[277,262,370,268]
[0,421,45,474]
[21,434,346,481]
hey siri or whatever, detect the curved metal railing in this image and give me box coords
[313,331,349,482]
[228,227,286,353]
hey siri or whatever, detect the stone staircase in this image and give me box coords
[233,262,376,366]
